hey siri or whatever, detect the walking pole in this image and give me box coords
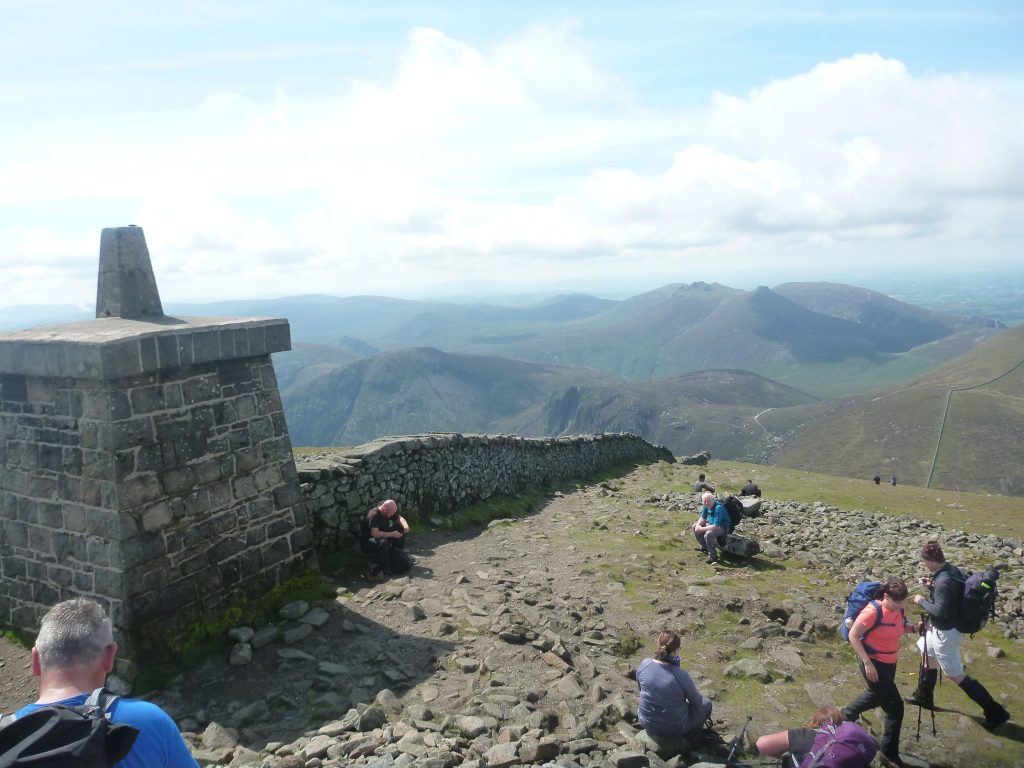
[916,616,936,740]
[916,616,926,740]
[726,715,752,764]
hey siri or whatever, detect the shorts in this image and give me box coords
[917,625,964,677]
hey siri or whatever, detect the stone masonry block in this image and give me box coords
[231,475,257,501]
[130,385,165,414]
[181,374,219,405]
[141,501,173,532]
[120,474,163,509]
[159,466,197,496]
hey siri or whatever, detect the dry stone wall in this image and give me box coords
[296,432,675,550]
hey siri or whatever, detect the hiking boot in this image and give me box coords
[694,546,708,553]
[366,569,386,583]
[706,557,718,565]
[904,666,937,709]
[903,687,935,709]
[982,702,1011,731]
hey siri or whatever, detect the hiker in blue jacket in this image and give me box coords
[693,491,731,565]
[14,598,198,767]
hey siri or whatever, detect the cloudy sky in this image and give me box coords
[1,1,1022,309]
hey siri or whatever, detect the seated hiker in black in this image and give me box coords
[361,499,411,578]
[739,479,761,497]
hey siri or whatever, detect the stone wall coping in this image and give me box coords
[295,431,668,476]
[0,315,291,379]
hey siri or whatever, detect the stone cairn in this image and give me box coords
[0,226,315,673]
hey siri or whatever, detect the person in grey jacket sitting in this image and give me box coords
[636,629,712,750]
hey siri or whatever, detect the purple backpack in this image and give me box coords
[798,721,877,768]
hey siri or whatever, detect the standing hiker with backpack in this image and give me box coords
[907,541,1010,731]
[2,597,198,767]
[693,491,730,565]
[840,578,920,768]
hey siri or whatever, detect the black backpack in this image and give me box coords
[389,547,412,574]
[956,566,999,635]
[721,495,744,533]
[0,688,138,767]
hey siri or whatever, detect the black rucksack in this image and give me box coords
[956,566,999,635]
[721,495,744,533]
[0,688,138,767]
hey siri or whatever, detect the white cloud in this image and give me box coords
[1,28,1022,309]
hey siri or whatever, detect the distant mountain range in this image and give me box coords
[4,282,1017,495]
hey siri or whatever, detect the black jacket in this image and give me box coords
[919,562,965,630]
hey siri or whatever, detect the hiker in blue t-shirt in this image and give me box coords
[693,491,731,565]
[14,597,198,768]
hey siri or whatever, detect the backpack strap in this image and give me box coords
[83,687,120,719]
[803,725,837,768]
[859,601,885,657]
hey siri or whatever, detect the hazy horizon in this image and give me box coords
[2,2,1022,310]
[2,268,1021,331]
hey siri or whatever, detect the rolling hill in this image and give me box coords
[365,282,1002,397]
[767,323,1024,495]
[281,347,619,447]
[280,345,822,460]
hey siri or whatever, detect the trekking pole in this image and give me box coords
[915,616,936,740]
[726,715,753,764]
[921,618,929,741]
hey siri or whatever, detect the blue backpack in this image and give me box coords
[840,581,882,642]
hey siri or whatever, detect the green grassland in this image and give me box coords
[695,459,1024,540]
[570,459,1024,766]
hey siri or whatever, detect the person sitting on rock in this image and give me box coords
[755,705,849,766]
[693,491,730,564]
[361,499,412,578]
[693,473,716,493]
[636,629,712,753]
[739,479,761,497]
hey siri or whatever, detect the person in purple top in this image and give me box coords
[14,597,199,768]
[636,628,712,749]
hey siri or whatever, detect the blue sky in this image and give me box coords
[1,1,1022,308]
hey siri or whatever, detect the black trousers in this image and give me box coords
[363,535,405,573]
[844,659,904,759]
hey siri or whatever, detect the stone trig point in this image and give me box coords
[0,226,315,666]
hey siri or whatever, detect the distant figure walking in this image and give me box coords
[693,473,715,493]
[890,475,897,486]
[873,475,881,485]
[740,479,761,497]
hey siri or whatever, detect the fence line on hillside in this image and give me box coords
[926,356,1024,489]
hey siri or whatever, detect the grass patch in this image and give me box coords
[133,569,334,692]
[1,626,33,648]
[442,491,547,531]
[682,460,1024,540]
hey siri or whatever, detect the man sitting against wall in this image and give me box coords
[361,499,413,579]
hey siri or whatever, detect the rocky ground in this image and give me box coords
[3,461,1023,767]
